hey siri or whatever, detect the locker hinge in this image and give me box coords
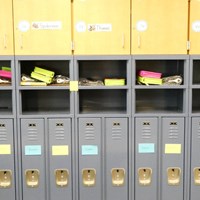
[187,41,190,51]
[71,41,75,51]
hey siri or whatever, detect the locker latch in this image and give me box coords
[138,168,152,186]
[82,168,96,187]
[25,169,40,188]
[111,168,125,186]
[194,167,200,185]
[55,169,69,187]
[167,167,181,185]
[0,170,12,188]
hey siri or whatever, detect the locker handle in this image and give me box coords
[4,34,7,49]
[19,34,23,49]
[137,34,141,48]
[122,33,125,48]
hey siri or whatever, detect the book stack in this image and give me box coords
[137,70,162,86]
[0,66,12,84]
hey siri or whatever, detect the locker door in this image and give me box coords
[13,0,72,55]
[0,0,14,55]
[21,119,45,200]
[73,0,130,55]
[105,118,128,200]
[131,0,188,54]
[189,0,200,54]
[161,118,184,200]
[78,118,102,200]
[190,118,200,200]
[135,118,158,200]
[0,119,15,200]
[48,118,72,200]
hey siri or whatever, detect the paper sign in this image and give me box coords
[165,144,181,154]
[0,144,11,155]
[25,145,42,156]
[82,145,98,155]
[52,145,69,156]
[88,24,112,32]
[138,143,155,153]
[70,81,78,91]
[31,21,62,30]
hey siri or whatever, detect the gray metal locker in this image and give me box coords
[105,118,128,200]
[78,118,102,200]
[135,118,158,200]
[48,118,72,200]
[21,119,46,200]
[0,119,15,200]
[190,117,200,200]
[161,118,184,200]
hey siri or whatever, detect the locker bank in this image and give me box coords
[0,1,199,200]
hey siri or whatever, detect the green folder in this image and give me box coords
[34,66,55,77]
[31,72,52,84]
[2,66,11,71]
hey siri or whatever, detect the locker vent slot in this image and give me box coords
[0,125,7,141]
[84,124,95,140]
[112,126,122,140]
[142,126,151,139]
[168,125,179,139]
[55,126,65,140]
[27,126,38,141]
[197,126,200,139]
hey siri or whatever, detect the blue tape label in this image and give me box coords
[25,145,42,156]
[138,143,155,153]
[82,145,98,155]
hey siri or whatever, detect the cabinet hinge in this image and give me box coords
[187,41,190,51]
[71,41,75,51]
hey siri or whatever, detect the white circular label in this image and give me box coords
[136,20,148,32]
[18,21,30,32]
[192,21,200,32]
[76,21,86,32]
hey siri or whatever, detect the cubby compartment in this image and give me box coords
[18,60,71,86]
[79,89,127,114]
[192,60,200,85]
[192,89,200,113]
[0,90,13,114]
[0,60,12,86]
[135,89,184,114]
[77,60,128,86]
[21,90,70,115]
[134,59,186,85]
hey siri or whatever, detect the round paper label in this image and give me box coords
[76,21,86,32]
[192,21,200,32]
[136,20,148,32]
[18,21,30,32]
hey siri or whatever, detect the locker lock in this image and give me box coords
[167,167,181,185]
[82,168,96,187]
[111,168,125,186]
[193,167,200,185]
[55,169,69,187]
[138,168,152,186]
[0,170,12,188]
[25,169,40,188]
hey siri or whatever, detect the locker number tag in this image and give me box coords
[192,21,200,32]
[18,21,30,32]
[136,20,148,32]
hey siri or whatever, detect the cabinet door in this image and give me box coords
[0,0,14,55]
[73,0,130,55]
[131,0,188,54]
[13,0,72,55]
[190,0,200,54]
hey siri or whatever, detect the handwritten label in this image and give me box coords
[52,145,69,156]
[25,145,42,156]
[0,144,11,155]
[165,144,181,154]
[82,145,98,155]
[138,143,155,153]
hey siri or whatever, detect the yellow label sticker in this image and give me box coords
[70,81,78,92]
[165,144,181,154]
[52,145,69,156]
[0,144,11,155]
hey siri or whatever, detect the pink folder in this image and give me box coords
[0,70,11,79]
[138,70,162,78]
